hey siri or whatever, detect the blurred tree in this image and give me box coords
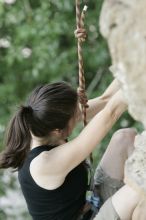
[0,0,111,130]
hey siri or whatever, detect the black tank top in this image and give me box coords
[18,145,88,220]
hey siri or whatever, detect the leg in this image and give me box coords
[132,199,146,220]
[94,129,146,220]
[112,185,141,219]
[99,128,136,181]
[94,185,141,220]
[94,128,136,201]
[93,128,139,220]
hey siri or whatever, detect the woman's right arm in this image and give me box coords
[77,79,120,122]
[42,90,127,176]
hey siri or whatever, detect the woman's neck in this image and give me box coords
[30,135,66,150]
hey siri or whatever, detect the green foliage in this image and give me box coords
[0,0,112,144]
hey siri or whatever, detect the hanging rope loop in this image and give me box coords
[75,0,88,126]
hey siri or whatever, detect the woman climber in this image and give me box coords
[0,79,143,220]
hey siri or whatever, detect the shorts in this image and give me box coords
[77,166,124,220]
[93,166,124,220]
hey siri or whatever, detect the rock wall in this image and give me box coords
[99,0,146,128]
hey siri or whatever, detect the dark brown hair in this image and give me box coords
[0,82,78,170]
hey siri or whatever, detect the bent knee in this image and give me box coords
[111,128,137,156]
[132,199,146,220]
[113,128,137,142]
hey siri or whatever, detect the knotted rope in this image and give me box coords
[75,0,88,126]
[75,1,94,172]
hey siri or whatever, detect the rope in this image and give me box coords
[75,1,94,189]
[75,0,88,126]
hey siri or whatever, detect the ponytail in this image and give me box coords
[0,82,78,170]
[0,106,32,170]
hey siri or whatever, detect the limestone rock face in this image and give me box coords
[99,0,146,128]
[124,131,146,195]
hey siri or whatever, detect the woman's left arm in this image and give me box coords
[77,79,120,122]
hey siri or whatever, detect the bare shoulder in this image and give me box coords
[29,150,66,190]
